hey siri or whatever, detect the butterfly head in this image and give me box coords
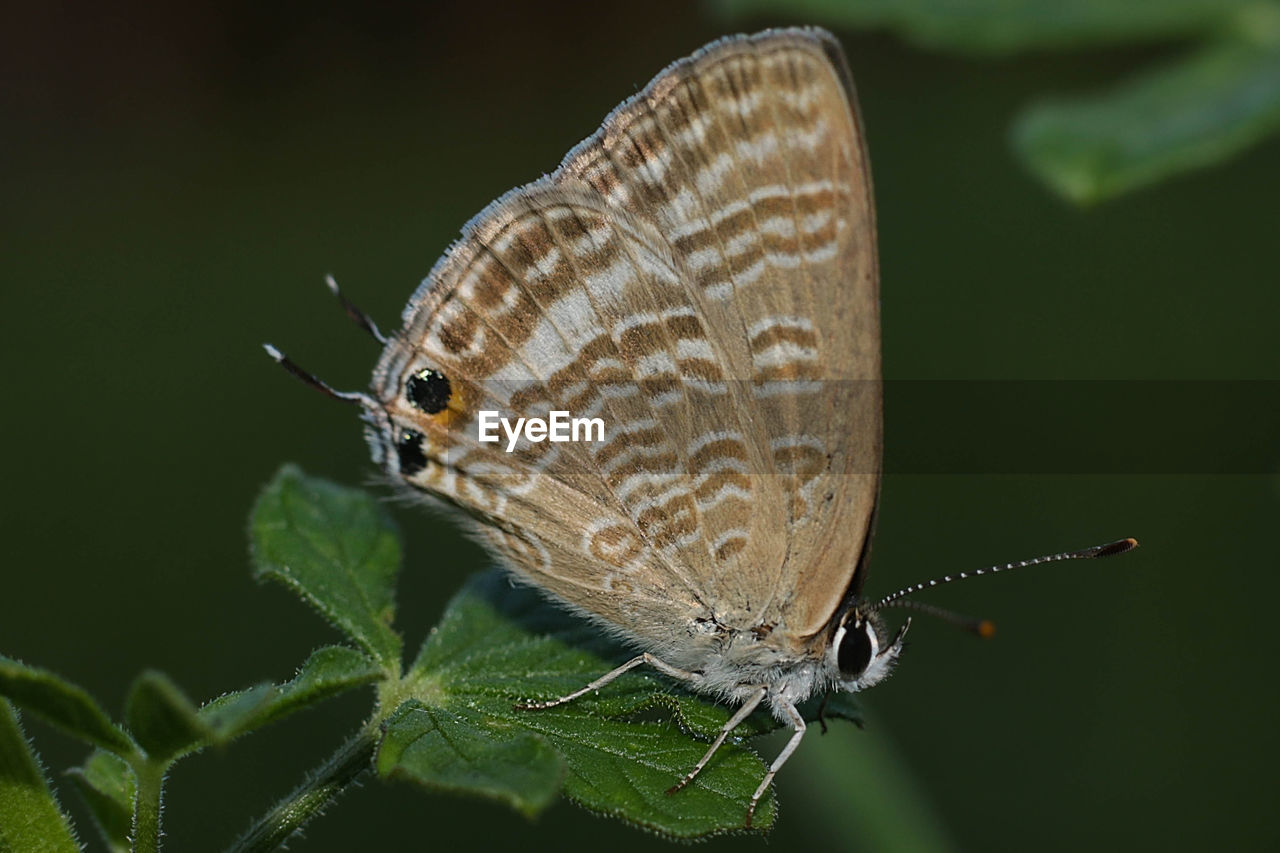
[820,537,1141,694]
[826,607,908,693]
[260,337,422,482]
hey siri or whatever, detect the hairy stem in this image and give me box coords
[131,758,166,853]
[229,724,378,852]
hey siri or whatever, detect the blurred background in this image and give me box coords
[3,1,1277,850]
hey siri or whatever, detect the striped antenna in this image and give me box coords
[262,343,379,410]
[870,538,1138,614]
[326,274,387,344]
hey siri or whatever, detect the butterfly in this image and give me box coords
[269,26,1136,826]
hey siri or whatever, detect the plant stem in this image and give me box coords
[132,758,166,853]
[229,724,378,853]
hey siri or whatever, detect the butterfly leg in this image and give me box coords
[514,652,702,710]
[666,685,767,795]
[745,699,806,827]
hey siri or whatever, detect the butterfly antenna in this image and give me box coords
[326,274,387,344]
[262,343,379,410]
[879,599,997,638]
[869,538,1138,614]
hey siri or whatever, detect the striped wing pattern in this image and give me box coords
[371,29,879,666]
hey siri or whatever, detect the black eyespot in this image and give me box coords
[837,619,875,679]
[395,428,427,477]
[406,369,451,414]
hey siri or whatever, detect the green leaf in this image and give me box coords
[1014,38,1280,203]
[251,465,403,670]
[709,0,1253,55]
[199,646,383,738]
[380,571,864,838]
[197,684,276,741]
[0,655,133,755]
[242,646,382,727]
[378,700,564,818]
[0,700,80,853]
[124,671,212,762]
[67,749,135,853]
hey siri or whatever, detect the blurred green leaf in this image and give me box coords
[67,749,136,853]
[711,0,1250,55]
[0,655,133,755]
[199,646,383,738]
[197,684,276,741]
[251,465,403,670]
[1015,39,1280,202]
[124,671,212,762]
[714,0,1280,202]
[790,717,955,853]
[0,700,80,853]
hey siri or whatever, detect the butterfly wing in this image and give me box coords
[370,28,879,662]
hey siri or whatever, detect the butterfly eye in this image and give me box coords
[395,428,427,477]
[406,369,451,414]
[837,619,876,679]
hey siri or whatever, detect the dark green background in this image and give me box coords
[3,2,1276,850]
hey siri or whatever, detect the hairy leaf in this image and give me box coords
[251,465,403,670]
[67,749,135,853]
[199,645,383,738]
[0,655,132,755]
[379,700,564,817]
[125,671,212,762]
[0,700,80,853]
[378,571,870,837]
